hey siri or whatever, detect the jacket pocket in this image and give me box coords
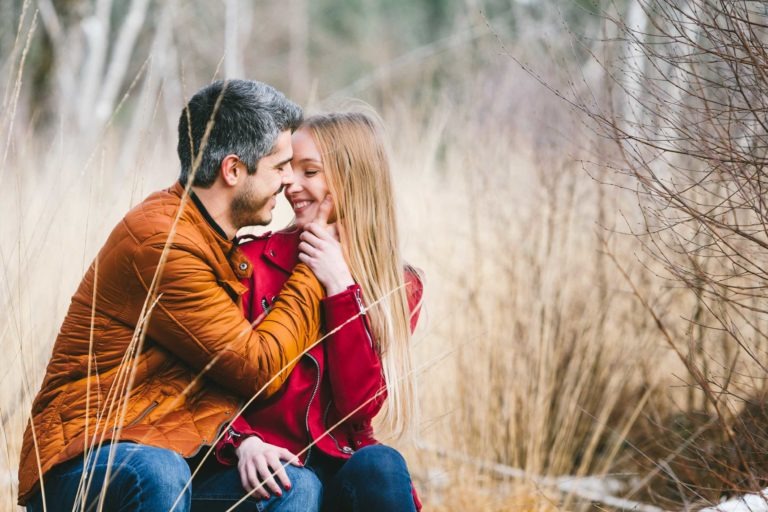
[126,400,159,427]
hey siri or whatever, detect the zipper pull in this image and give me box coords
[354,288,374,348]
[354,288,366,315]
[227,427,242,442]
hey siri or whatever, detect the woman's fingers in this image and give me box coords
[313,195,333,227]
[300,228,324,247]
[298,241,318,258]
[255,456,283,496]
[234,439,299,501]
[242,459,269,498]
[267,452,292,490]
[282,448,303,467]
[299,218,353,294]
[238,461,250,492]
[303,222,336,241]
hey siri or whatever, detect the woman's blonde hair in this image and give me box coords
[302,111,418,440]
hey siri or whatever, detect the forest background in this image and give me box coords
[1,0,767,510]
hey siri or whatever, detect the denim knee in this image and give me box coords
[344,445,409,482]
[25,443,192,512]
[323,445,415,512]
[110,444,192,510]
[278,464,323,511]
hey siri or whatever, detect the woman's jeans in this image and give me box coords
[25,443,321,512]
[307,444,418,512]
[25,443,415,512]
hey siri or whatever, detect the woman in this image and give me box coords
[213,112,424,511]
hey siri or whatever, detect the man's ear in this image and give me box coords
[220,154,241,187]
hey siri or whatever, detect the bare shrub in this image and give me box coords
[568,0,768,505]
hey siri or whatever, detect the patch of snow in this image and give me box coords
[700,490,768,512]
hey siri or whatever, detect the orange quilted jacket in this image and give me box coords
[17,182,323,504]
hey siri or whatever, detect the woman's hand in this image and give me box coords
[299,195,354,295]
[235,436,302,499]
[299,224,354,295]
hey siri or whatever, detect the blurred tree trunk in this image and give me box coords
[94,0,150,124]
[36,0,153,138]
[117,0,178,174]
[225,0,242,78]
[78,0,113,129]
[288,0,309,103]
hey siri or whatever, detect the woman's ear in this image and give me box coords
[220,154,241,187]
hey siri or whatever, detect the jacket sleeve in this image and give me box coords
[132,238,323,400]
[214,415,264,466]
[322,284,384,423]
[322,270,424,423]
[404,268,425,332]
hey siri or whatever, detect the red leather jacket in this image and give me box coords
[215,229,423,505]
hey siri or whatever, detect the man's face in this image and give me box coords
[230,130,293,228]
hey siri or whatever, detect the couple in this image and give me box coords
[18,80,423,511]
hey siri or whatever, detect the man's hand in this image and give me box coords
[299,195,354,295]
[235,436,302,499]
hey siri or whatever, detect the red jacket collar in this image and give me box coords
[263,228,302,273]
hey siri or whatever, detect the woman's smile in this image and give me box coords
[286,127,332,228]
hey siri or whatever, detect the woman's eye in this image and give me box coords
[305,169,320,177]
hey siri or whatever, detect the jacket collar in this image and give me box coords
[263,228,301,273]
[173,181,231,241]
[190,191,229,240]
[170,182,252,279]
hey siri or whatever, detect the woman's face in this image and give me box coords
[286,127,331,229]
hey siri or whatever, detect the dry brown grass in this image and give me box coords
[2,3,767,512]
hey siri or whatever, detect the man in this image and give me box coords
[19,80,324,511]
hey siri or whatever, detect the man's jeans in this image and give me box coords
[25,443,322,512]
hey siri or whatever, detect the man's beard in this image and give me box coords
[230,185,272,229]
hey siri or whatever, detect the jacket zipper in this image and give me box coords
[323,401,353,455]
[354,288,374,348]
[304,353,322,464]
[226,426,241,443]
[186,402,242,458]
[126,400,159,427]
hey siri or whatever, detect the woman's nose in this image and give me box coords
[285,178,303,193]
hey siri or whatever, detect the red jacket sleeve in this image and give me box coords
[405,267,425,332]
[322,270,425,423]
[214,414,264,466]
[322,284,385,422]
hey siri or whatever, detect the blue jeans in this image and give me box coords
[25,443,322,512]
[308,445,417,512]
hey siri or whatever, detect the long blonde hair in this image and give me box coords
[302,111,418,440]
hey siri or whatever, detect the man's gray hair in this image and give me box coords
[177,80,302,188]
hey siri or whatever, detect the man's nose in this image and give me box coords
[281,162,294,185]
